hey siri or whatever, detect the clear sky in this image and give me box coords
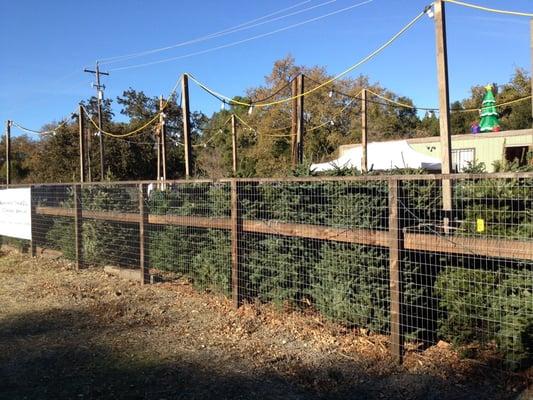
[0,0,531,136]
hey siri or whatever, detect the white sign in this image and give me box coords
[0,188,32,240]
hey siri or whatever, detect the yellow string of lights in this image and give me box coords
[366,89,531,114]
[455,95,533,113]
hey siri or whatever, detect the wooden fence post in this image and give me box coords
[139,183,150,285]
[231,179,243,308]
[74,184,83,270]
[388,178,404,363]
[29,186,37,257]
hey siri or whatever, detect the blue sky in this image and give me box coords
[0,0,531,136]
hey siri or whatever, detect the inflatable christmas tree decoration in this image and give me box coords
[479,84,501,133]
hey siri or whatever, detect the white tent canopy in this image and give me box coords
[310,140,441,172]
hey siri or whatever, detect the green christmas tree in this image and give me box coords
[479,85,500,132]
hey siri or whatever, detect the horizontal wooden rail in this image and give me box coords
[36,206,139,223]
[403,233,533,261]
[4,171,532,189]
[149,214,231,230]
[242,220,390,247]
[35,206,533,260]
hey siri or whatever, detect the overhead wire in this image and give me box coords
[304,76,531,113]
[109,0,375,72]
[168,115,234,147]
[249,79,294,104]
[10,118,73,136]
[81,74,183,137]
[443,0,533,17]
[454,95,533,113]
[186,7,427,107]
[307,91,362,132]
[100,0,316,65]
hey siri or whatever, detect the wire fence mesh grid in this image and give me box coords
[2,173,532,371]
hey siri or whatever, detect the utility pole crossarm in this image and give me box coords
[83,69,109,76]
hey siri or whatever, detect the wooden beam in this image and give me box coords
[241,220,390,247]
[361,89,368,173]
[404,233,533,261]
[231,114,238,175]
[296,74,305,164]
[33,205,533,261]
[35,206,140,223]
[139,183,149,285]
[18,171,533,187]
[434,0,453,230]
[5,120,10,186]
[149,214,230,230]
[160,96,167,183]
[291,77,298,168]
[231,179,243,308]
[388,179,403,363]
[181,74,192,178]
[156,122,161,183]
[74,185,83,270]
[78,105,85,183]
[530,19,533,131]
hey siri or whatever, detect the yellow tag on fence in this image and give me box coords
[476,218,485,233]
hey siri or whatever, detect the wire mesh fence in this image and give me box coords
[1,173,532,370]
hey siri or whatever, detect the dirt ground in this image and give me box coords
[0,249,530,400]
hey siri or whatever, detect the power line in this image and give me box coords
[100,0,335,66]
[186,7,426,107]
[109,0,375,72]
[10,117,74,136]
[81,75,183,137]
[443,0,533,17]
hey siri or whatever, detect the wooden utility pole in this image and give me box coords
[156,124,161,183]
[296,74,305,164]
[160,96,167,182]
[5,120,10,186]
[291,77,298,168]
[434,0,453,231]
[361,89,368,173]
[231,114,238,175]
[84,62,109,181]
[181,74,192,178]
[530,19,533,131]
[87,128,92,183]
[78,105,86,183]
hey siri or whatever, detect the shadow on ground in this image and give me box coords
[0,307,521,400]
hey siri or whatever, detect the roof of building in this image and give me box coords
[337,128,533,155]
